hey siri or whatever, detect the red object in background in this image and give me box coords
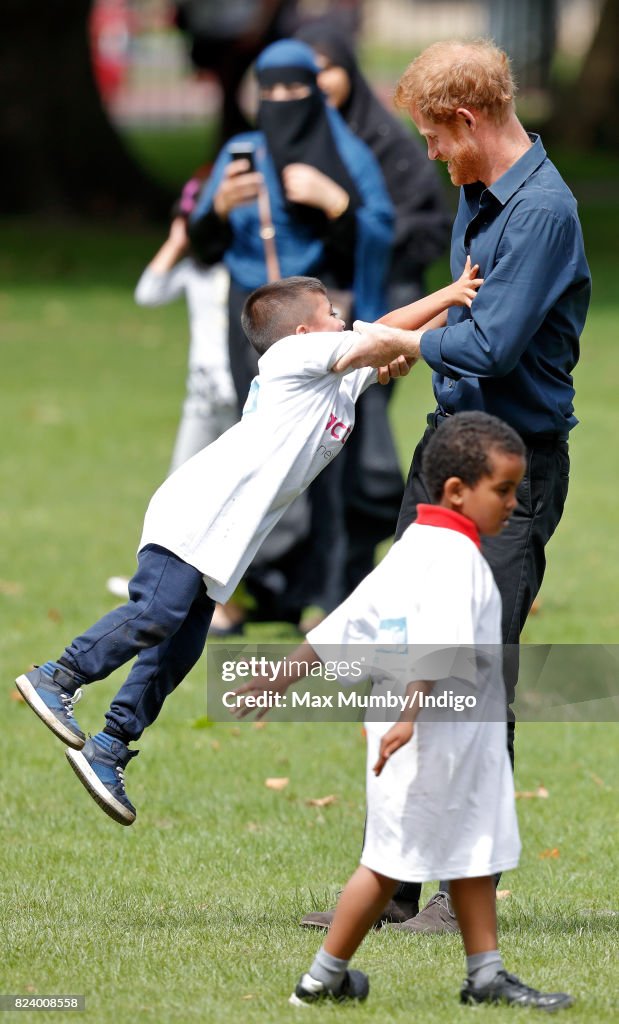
[89,0,134,102]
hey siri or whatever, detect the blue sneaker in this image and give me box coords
[289,970,369,1007]
[66,736,138,826]
[16,666,85,749]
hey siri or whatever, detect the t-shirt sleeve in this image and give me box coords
[301,331,360,376]
[303,335,379,396]
[134,261,190,306]
[261,331,361,379]
[342,366,379,400]
[307,582,378,685]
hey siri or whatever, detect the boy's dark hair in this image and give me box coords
[422,412,525,502]
[241,276,328,356]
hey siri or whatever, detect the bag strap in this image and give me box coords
[257,183,281,282]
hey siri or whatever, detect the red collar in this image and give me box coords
[414,504,481,549]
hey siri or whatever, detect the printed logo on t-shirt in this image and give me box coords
[315,409,354,461]
[325,411,352,443]
[376,617,408,655]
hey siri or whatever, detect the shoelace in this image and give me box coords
[499,971,540,996]
[115,765,127,793]
[60,687,82,719]
[429,891,456,917]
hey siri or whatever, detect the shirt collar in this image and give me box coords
[464,133,547,208]
[415,504,481,549]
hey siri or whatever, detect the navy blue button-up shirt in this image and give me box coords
[420,135,591,437]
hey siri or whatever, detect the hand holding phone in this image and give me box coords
[214,144,260,219]
[228,142,256,173]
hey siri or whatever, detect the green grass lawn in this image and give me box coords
[1,150,618,1021]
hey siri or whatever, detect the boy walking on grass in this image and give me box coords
[235,412,573,1012]
[16,266,480,827]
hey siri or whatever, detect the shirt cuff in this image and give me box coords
[420,326,453,376]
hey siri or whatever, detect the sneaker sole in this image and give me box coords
[288,992,312,1008]
[299,918,333,930]
[105,577,130,600]
[288,987,369,1008]
[15,674,85,750]
[462,992,574,1012]
[65,748,136,826]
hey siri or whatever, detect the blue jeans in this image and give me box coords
[61,545,215,741]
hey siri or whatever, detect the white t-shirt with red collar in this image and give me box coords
[139,331,376,603]
[308,505,521,882]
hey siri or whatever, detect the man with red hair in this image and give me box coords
[305,38,590,935]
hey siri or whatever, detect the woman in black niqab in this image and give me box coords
[296,21,452,307]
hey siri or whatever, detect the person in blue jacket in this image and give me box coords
[189,37,393,402]
[189,39,396,629]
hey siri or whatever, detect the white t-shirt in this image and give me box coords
[135,260,236,405]
[308,511,521,881]
[139,331,376,603]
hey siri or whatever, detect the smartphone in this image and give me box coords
[228,142,255,172]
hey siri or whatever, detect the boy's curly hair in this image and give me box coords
[422,412,525,502]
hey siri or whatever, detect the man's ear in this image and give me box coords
[442,476,466,509]
[296,324,309,334]
[455,106,477,131]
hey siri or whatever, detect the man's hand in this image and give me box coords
[333,322,423,374]
[213,159,262,219]
[373,720,414,776]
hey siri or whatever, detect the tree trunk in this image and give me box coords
[549,0,619,150]
[0,0,170,219]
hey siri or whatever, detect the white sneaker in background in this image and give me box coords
[106,576,130,600]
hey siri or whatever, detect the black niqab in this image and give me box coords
[256,62,360,227]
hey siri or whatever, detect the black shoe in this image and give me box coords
[461,970,573,1011]
[300,897,419,931]
[289,969,369,1006]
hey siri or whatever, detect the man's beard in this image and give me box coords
[446,138,481,185]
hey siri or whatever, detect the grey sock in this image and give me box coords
[438,880,450,894]
[467,950,504,988]
[309,946,349,990]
